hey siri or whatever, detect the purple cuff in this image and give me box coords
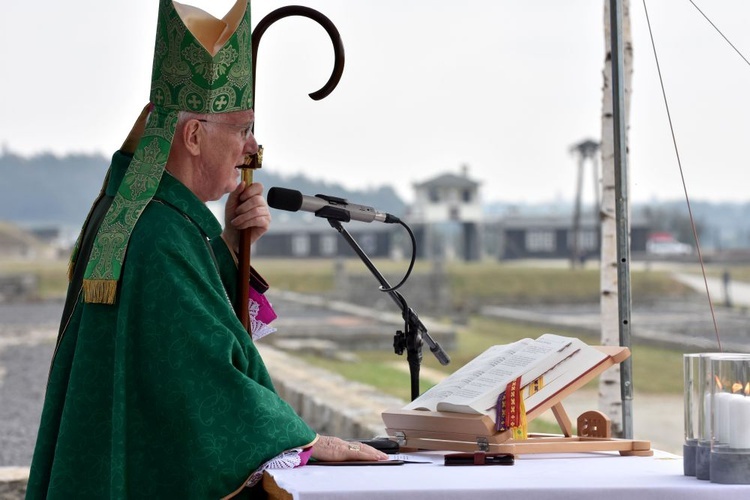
[249,287,277,324]
[298,447,314,467]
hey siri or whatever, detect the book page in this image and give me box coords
[435,334,575,415]
[403,341,529,411]
[523,340,609,412]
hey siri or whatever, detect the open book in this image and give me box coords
[403,334,609,421]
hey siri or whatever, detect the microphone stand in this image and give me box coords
[324,213,450,402]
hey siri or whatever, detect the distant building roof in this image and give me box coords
[266,218,395,235]
[414,172,480,189]
[492,213,649,229]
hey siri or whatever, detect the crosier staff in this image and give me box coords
[236,6,345,333]
[236,147,263,331]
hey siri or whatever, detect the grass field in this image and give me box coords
[260,258,699,306]
[0,258,69,298]
[296,315,687,402]
[1,256,705,304]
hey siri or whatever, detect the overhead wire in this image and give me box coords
[640,0,739,351]
[688,0,750,68]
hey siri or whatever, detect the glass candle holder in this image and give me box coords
[695,352,725,481]
[683,353,701,476]
[710,355,750,484]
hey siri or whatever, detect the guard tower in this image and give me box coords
[409,165,483,261]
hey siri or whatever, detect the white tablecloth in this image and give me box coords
[265,450,750,499]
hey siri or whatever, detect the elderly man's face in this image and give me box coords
[194,109,258,201]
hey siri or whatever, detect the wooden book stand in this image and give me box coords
[382,346,652,456]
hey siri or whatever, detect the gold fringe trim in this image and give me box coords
[83,279,118,305]
[67,258,75,282]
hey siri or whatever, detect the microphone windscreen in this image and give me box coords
[267,187,303,212]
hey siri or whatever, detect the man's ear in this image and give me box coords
[182,119,202,156]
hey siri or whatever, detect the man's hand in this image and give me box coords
[222,181,271,254]
[310,435,389,462]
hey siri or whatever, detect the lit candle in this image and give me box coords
[703,393,712,440]
[714,392,734,444]
[729,395,750,449]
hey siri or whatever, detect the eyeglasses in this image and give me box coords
[197,119,254,141]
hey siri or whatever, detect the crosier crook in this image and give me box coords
[236,6,345,333]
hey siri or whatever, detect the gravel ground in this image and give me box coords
[0,301,61,466]
[0,343,54,465]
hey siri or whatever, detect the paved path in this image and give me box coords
[482,280,750,354]
[671,272,750,308]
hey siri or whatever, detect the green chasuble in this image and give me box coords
[28,152,316,499]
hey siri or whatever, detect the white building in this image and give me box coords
[408,166,483,261]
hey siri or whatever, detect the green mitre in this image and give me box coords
[79,0,254,304]
[151,0,253,113]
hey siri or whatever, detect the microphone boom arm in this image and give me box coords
[326,218,450,401]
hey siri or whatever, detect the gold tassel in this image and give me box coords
[83,279,118,305]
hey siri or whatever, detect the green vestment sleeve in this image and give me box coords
[27,152,316,499]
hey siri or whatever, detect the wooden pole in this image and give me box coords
[236,151,262,333]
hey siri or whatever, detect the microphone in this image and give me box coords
[267,187,400,224]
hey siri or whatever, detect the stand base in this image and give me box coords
[394,434,653,456]
[710,447,750,484]
[683,441,697,476]
[383,408,651,457]
[695,442,711,480]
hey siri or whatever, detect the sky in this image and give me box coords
[1,0,749,205]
